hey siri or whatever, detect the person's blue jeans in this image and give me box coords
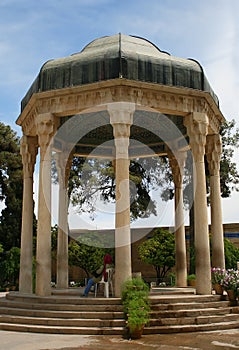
[83,278,95,296]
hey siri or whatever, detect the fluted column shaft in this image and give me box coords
[184,112,211,295]
[108,102,135,297]
[168,149,187,287]
[35,113,55,296]
[206,134,225,269]
[19,136,38,293]
[55,151,73,289]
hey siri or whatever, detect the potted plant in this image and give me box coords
[211,267,226,295]
[222,269,239,306]
[121,277,150,339]
[187,274,196,287]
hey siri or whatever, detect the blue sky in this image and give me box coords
[1,0,239,228]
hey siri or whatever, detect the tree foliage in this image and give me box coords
[160,121,239,207]
[190,236,239,273]
[53,156,162,221]
[219,119,239,197]
[52,119,239,223]
[0,122,23,250]
[137,228,175,279]
[224,238,239,269]
[0,246,20,287]
[68,234,114,278]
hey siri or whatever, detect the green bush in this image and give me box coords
[121,277,151,333]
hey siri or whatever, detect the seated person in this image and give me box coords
[82,253,113,297]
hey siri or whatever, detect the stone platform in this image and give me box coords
[0,288,239,335]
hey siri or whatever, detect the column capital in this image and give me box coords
[36,113,56,158]
[184,112,209,161]
[108,102,135,138]
[108,102,135,159]
[54,149,74,188]
[20,135,38,178]
[206,134,222,175]
[168,148,187,188]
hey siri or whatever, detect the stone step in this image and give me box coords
[150,287,195,296]
[5,292,122,305]
[151,300,229,311]
[149,294,222,305]
[150,305,238,318]
[0,314,125,328]
[1,292,238,335]
[195,313,239,325]
[0,299,123,312]
[144,320,239,334]
[0,323,125,335]
[150,312,239,326]
[0,306,124,319]
[2,318,239,336]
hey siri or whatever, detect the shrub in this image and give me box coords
[121,277,151,334]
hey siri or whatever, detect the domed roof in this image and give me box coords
[21,34,218,111]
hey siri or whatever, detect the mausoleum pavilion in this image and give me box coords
[16,34,225,297]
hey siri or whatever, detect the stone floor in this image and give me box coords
[1,329,239,350]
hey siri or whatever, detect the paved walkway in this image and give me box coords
[1,329,239,350]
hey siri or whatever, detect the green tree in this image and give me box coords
[52,120,239,227]
[0,246,20,287]
[68,235,114,278]
[68,241,103,278]
[224,238,239,269]
[137,228,175,280]
[0,122,23,250]
[189,237,239,271]
[159,119,239,203]
[52,156,159,221]
[218,119,239,197]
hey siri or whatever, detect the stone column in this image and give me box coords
[35,113,55,296]
[19,135,38,294]
[54,150,73,289]
[184,112,211,295]
[108,102,135,297]
[168,149,187,287]
[206,134,225,269]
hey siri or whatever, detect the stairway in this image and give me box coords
[0,291,125,335]
[146,293,239,334]
[0,290,239,335]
